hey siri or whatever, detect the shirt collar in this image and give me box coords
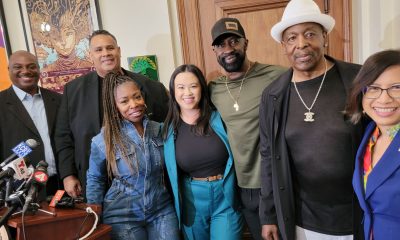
[121,116,149,128]
[12,85,41,101]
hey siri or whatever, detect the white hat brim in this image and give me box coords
[270,13,335,42]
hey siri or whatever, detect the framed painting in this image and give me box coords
[0,0,11,91]
[18,0,102,93]
[127,55,160,82]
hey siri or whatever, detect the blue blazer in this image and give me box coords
[164,111,239,227]
[353,121,400,240]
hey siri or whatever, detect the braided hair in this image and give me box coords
[102,72,142,178]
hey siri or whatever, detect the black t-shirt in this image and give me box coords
[175,120,227,178]
[285,65,354,235]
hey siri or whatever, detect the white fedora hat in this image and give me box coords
[270,0,335,42]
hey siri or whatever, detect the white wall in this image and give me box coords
[2,1,27,52]
[352,0,400,64]
[2,0,183,87]
[3,0,400,79]
[98,0,182,86]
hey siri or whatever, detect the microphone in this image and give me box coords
[0,158,32,205]
[22,161,48,213]
[2,158,31,180]
[1,139,39,168]
[0,158,31,182]
[0,190,25,226]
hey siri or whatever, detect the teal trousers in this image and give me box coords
[181,177,243,240]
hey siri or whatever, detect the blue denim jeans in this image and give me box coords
[109,205,179,240]
[182,177,243,240]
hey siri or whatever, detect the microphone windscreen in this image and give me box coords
[25,139,39,149]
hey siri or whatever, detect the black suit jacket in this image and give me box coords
[0,86,61,170]
[55,69,169,196]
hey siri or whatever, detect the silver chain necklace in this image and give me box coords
[292,57,327,122]
[225,62,252,112]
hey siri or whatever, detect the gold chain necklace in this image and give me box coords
[292,57,327,122]
[225,62,253,112]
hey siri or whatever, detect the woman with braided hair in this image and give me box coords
[86,72,179,239]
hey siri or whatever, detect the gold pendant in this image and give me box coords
[304,111,315,122]
[233,102,239,111]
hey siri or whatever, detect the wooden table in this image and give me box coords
[1,203,111,240]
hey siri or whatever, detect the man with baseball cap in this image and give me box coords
[209,17,286,240]
[259,0,364,240]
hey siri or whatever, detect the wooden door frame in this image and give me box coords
[177,0,353,76]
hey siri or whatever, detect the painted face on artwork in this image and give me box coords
[89,34,121,77]
[52,26,77,57]
[213,35,247,72]
[281,22,327,73]
[8,51,40,95]
[114,81,146,124]
[174,72,202,112]
[362,65,400,132]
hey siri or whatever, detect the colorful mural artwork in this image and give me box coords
[22,0,100,93]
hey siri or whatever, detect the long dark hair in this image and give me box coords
[162,64,215,139]
[346,49,400,123]
[102,72,142,178]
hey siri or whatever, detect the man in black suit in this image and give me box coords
[0,50,62,195]
[55,30,169,198]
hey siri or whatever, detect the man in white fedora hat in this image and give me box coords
[209,17,286,240]
[259,0,365,240]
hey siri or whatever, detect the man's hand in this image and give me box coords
[63,175,82,198]
[262,224,279,240]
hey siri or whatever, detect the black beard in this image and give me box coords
[218,52,245,72]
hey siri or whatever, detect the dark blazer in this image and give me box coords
[353,122,400,240]
[54,69,169,196]
[0,86,61,170]
[259,56,365,240]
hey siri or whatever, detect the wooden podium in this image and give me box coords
[1,203,111,240]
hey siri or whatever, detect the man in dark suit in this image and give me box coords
[55,30,169,198]
[0,50,62,196]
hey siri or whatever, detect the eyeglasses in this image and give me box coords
[363,85,400,99]
[213,37,242,51]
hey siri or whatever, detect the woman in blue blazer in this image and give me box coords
[162,64,243,240]
[346,49,400,240]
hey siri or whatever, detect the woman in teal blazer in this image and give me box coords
[346,50,400,240]
[163,64,243,240]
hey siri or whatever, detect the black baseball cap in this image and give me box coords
[211,17,246,46]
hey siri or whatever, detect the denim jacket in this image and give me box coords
[86,118,173,224]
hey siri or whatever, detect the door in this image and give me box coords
[177,0,352,81]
